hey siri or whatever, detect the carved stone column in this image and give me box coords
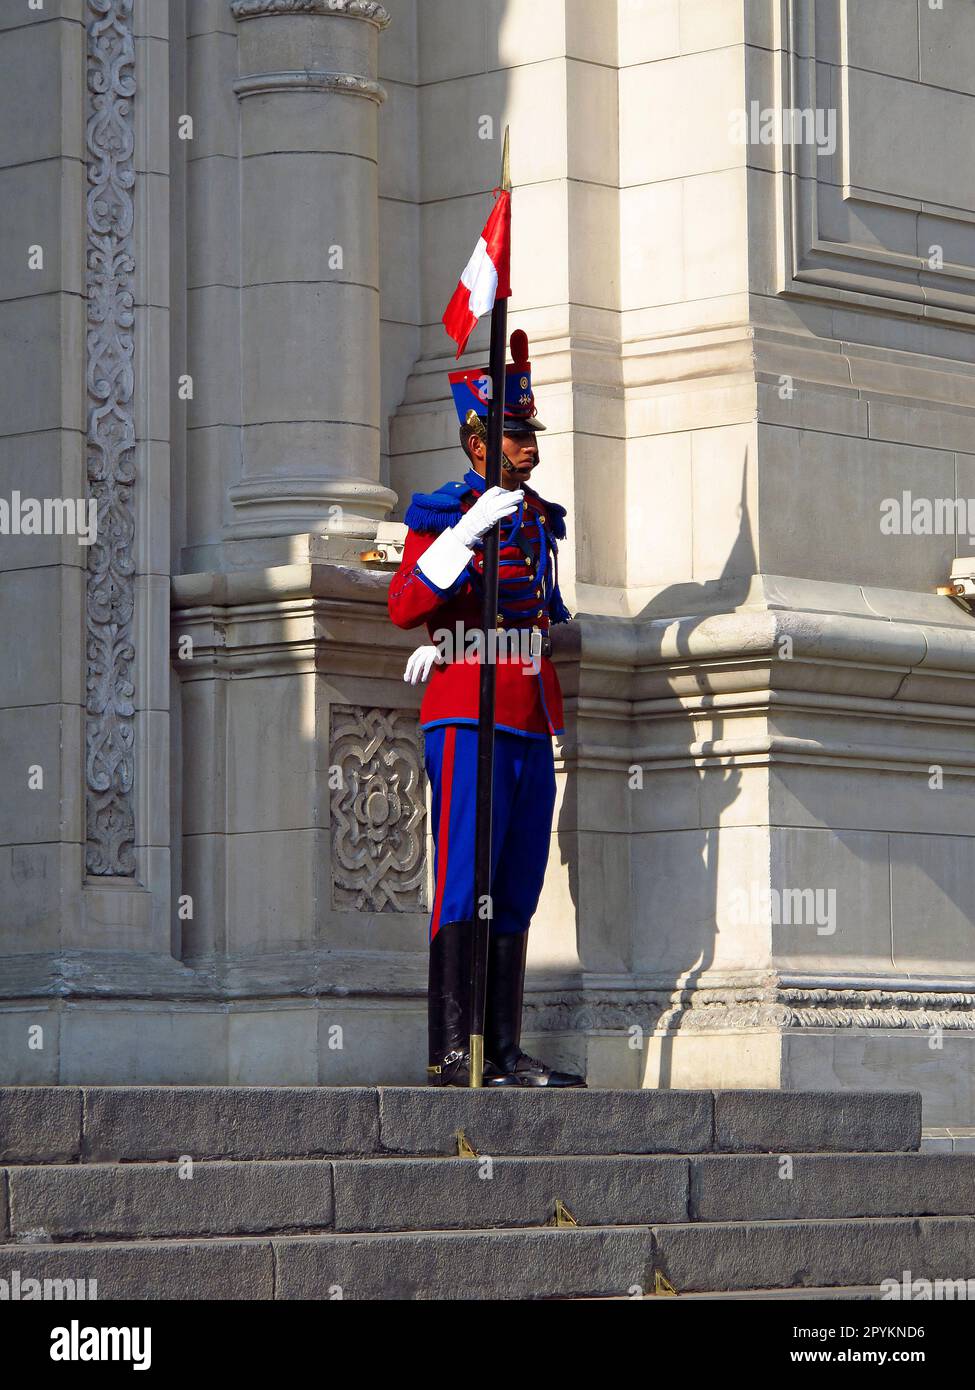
[228,0,395,538]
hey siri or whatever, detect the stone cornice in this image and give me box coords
[233,69,386,102]
[171,561,390,610]
[6,955,974,1031]
[0,948,427,1001]
[526,985,975,1035]
[231,0,391,26]
[573,600,975,707]
[621,323,975,412]
[572,728,975,778]
[170,566,415,683]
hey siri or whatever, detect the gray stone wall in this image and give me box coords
[3,0,975,1120]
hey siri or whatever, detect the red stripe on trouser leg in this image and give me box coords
[430,725,457,940]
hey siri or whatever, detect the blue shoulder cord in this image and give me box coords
[469,496,562,621]
[472,496,525,599]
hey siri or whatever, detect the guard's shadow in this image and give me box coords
[557,453,754,1088]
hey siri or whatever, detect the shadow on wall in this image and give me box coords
[559,433,975,1092]
[557,451,753,1089]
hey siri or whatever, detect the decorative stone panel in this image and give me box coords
[85,0,136,876]
[330,706,427,912]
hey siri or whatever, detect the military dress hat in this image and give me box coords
[448,329,547,438]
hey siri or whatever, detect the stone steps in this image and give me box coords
[1,1218,972,1300]
[3,1152,974,1241]
[0,1085,922,1161]
[2,1084,968,1299]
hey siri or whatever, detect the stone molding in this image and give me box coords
[526,985,975,1035]
[621,324,975,407]
[231,0,391,26]
[85,0,137,878]
[779,987,975,1030]
[232,70,386,103]
[574,601,975,702]
[171,561,389,610]
[170,570,413,686]
[168,564,975,771]
[6,956,973,1039]
[226,476,397,526]
[562,597,975,784]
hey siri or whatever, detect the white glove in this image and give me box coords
[454,486,524,549]
[403,645,441,685]
[415,486,524,594]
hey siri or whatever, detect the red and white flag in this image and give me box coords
[442,190,511,359]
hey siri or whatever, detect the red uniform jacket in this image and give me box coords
[388,469,570,738]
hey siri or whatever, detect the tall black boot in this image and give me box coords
[483,932,587,1088]
[427,920,474,1086]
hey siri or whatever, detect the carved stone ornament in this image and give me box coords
[230,0,391,26]
[525,986,975,1036]
[330,707,427,912]
[85,0,136,876]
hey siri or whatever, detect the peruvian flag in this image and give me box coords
[442,190,511,358]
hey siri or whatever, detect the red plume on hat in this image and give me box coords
[500,329,545,430]
[510,329,530,371]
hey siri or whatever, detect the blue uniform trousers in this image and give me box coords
[424,725,556,941]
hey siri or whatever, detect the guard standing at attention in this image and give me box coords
[388,331,585,1088]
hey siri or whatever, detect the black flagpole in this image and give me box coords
[469,128,511,1088]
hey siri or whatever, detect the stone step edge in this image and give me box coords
[0,1087,925,1162]
[5,1153,929,1165]
[3,1213,972,1251]
[4,1219,974,1249]
[7,1154,973,1244]
[0,1150,951,1169]
[597,1286,885,1301]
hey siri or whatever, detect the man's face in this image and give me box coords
[472,430,539,488]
